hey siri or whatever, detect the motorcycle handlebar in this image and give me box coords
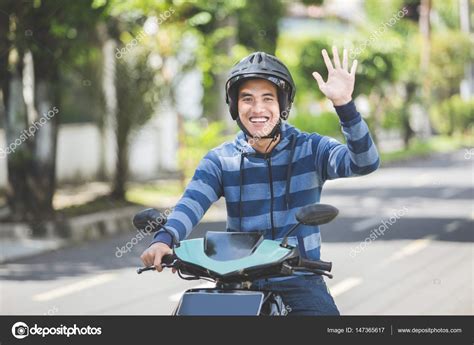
[162,254,176,265]
[136,254,177,274]
[298,258,332,272]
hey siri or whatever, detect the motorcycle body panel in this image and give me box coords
[174,237,293,276]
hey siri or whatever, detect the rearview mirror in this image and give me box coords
[281,203,339,248]
[132,208,167,232]
[295,204,339,226]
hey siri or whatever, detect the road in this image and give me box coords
[1,149,472,315]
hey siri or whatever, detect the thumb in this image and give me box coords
[312,72,325,90]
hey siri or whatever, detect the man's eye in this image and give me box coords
[242,97,252,102]
[264,97,274,102]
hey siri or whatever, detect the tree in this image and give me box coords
[237,0,284,55]
[0,0,105,229]
[112,53,157,198]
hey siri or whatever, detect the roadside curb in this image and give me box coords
[0,205,144,264]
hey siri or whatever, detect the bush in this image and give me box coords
[431,95,474,135]
[289,111,342,139]
[179,120,232,181]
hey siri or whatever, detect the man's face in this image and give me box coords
[238,79,280,137]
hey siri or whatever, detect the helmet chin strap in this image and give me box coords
[236,117,281,140]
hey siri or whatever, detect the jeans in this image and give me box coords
[251,275,340,315]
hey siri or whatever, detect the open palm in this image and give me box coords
[312,47,358,106]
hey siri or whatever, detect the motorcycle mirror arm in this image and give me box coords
[279,222,303,248]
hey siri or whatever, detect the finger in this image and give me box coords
[172,268,177,274]
[141,253,151,267]
[153,256,163,272]
[140,254,147,266]
[332,46,341,69]
[342,48,348,71]
[312,72,325,89]
[350,59,358,76]
[321,49,334,72]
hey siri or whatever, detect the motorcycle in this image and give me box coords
[135,203,338,315]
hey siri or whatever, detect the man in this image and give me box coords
[141,48,380,315]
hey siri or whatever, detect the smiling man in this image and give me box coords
[141,49,380,315]
[235,78,281,154]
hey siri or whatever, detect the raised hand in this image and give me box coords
[312,46,358,106]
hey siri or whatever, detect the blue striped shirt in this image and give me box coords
[151,101,380,261]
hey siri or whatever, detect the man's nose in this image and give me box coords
[251,100,266,114]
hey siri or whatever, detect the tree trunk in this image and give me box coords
[1,45,59,230]
[369,92,386,146]
[419,0,433,138]
[112,98,128,200]
[402,83,416,148]
[101,38,118,182]
[112,133,127,199]
[30,78,59,219]
[97,22,119,182]
[210,15,237,132]
[3,49,32,221]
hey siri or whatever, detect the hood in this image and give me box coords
[234,121,299,237]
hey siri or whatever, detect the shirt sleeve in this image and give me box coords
[150,150,223,247]
[313,100,380,181]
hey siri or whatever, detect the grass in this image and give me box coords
[380,134,472,164]
[56,180,186,217]
[58,195,139,218]
[125,180,185,207]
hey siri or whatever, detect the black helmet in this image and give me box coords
[225,52,296,125]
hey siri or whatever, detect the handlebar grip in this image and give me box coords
[137,254,176,275]
[299,258,332,272]
[162,254,176,265]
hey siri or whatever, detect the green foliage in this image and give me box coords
[349,31,403,97]
[115,52,157,143]
[380,134,473,163]
[432,0,461,30]
[289,112,342,139]
[297,37,333,99]
[179,121,232,180]
[381,105,404,130]
[20,0,106,80]
[430,31,473,99]
[431,95,474,135]
[237,0,284,54]
[300,0,324,5]
[364,0,405,24]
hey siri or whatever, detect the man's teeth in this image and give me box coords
[250,117,269,123]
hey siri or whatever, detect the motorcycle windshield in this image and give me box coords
[204,231,264,261]
[174,238,292,276]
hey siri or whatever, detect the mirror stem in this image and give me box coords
[280,222,302,248]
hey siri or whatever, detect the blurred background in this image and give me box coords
[0,0,472,315]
